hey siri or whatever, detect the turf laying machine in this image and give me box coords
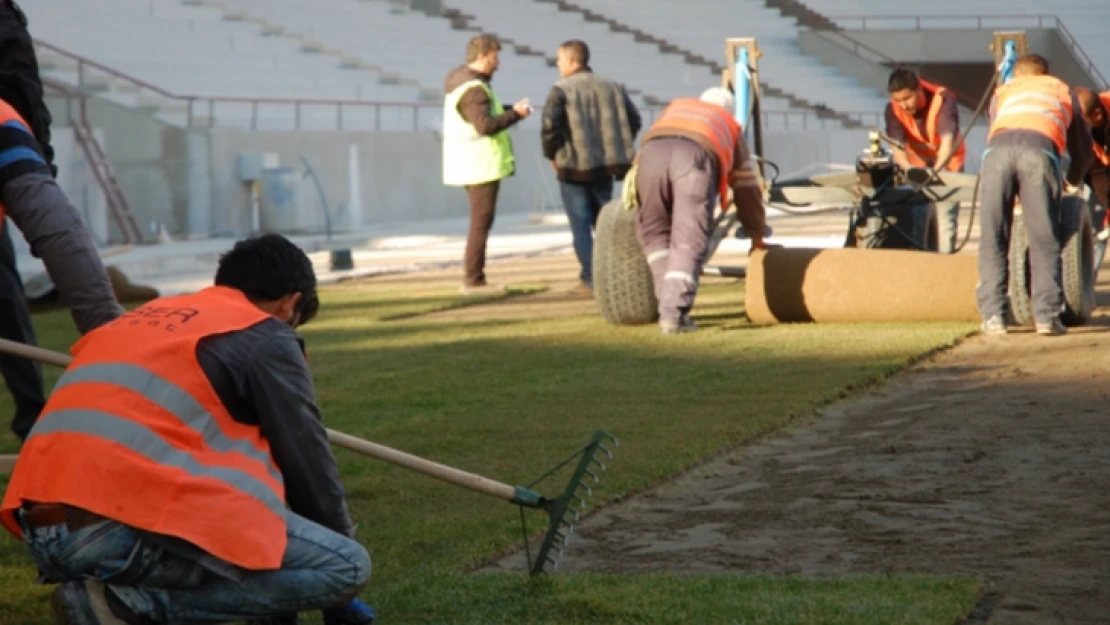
[593,33,1099,327]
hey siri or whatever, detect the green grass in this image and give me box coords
[0,281,982,623]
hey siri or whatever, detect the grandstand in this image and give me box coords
[24,0,1110,244]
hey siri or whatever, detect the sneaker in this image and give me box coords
[660,316,698,335]
[1035,317,1067,336]
[51,581,132,624]
[566,282,593,298]
[459,283,506,295]
[979,315,1008,336]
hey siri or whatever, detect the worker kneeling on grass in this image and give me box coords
[0,234,374,625]
[628,86,766,335]
[977,54,1092,337]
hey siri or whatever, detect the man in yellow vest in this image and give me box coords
[442,34,532,293]
[2,234,374,625]
[978,54,1092,336]
[884,68,965,253]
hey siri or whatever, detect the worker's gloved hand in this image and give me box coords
[322,598,376,625]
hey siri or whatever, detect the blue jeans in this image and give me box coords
[559,179,614,286]
[19,509,370,624]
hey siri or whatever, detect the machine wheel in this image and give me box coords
[593,200,659,325]
[856,202,938,251]
[1008,197,1096,326]
[1007,211,1033,326]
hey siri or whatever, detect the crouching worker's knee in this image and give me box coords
[330,538,371,603]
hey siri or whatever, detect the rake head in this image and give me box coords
[509,430,618,576]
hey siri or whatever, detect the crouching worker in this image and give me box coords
[631,86,766,335]
[0,234,375,625]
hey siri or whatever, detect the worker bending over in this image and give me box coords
[1074,86,1110,271]
[977,54,1092,336]
[1,234,374,625]
[885,68,966,253]
[632,87,765,335]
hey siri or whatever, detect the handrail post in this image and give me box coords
[252,100,259,131]
[295,101,302,131]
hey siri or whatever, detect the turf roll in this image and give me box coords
[745,247,981,324]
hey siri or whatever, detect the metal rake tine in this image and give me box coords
[587,456,607,473]
[583,468,601,484]
[569,493,588,510]
[576,481,593,497]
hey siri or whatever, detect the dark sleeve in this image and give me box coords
[457,84,521,137]
[2,172,123,334]
[1065,92,1094,186]
[883,103,905,143]
[623,89,642,138]
[0,5,55,175]
[246,332,356,539]
[541,86,567,160]
[935,93,959,138]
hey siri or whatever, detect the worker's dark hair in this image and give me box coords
[559,39,590,67]
[214,233,319,326]
[466,34,501,63]
[887,68,919,94]
[1013,53,1050,77]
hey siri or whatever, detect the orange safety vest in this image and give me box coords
[988,75,1074,156]
[0,98,45,220]
[646,98,743,210]
[1093,91,1110,167]
[889,79,966,171]
[1,286,289,570]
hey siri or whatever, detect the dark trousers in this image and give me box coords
[977,134,1064,323]
[463,180,500,286]
[0,220,45,440]
[634,137,719,324]
[559,179,614,287]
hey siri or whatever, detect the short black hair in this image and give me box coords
[887,68,919,94]
[215,233,319,326]
[559,40,590,66]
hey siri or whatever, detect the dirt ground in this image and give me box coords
[353,212,1110,624]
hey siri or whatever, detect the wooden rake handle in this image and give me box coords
[0,338,521,503]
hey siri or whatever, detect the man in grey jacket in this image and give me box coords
[542,40,640,295]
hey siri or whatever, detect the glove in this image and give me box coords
[621,161,639,211]
[323,598,376,625]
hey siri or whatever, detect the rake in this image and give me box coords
[0,337,617,575]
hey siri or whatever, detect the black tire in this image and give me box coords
[1060,195,1096,325]
[593,200,659,325]
[1008,197,1096,327]
[858,202,938,251]
[1008,212,1033,326]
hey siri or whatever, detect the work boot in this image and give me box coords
[51,581,136,625]
[1035,317,1067,336]
[660,315,697,335]
[979,315,1008,336]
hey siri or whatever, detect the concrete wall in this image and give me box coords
[44,93,199,242]
[203,128,556,237]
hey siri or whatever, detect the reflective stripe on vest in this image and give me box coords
[988,75,1073,155]
[647,98,742,209]
[889,79,966,171]
[1,286,289,570]
[441,79,514,186]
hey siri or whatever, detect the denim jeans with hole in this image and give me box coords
[19,509,370,624]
